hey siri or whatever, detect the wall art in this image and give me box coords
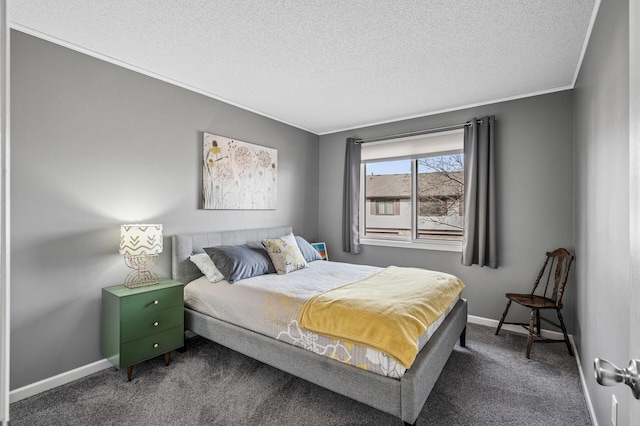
[202,133,277,209]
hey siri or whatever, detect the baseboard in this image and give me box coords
[9,359,112,403]
[570,335,598,426]
[467,314,566,340]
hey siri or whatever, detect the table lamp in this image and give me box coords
[119,224,163,288]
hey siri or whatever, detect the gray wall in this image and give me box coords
[319,91,575,330]
[10,31,319,390]
[573,0,632,424]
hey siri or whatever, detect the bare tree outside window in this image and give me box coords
[417,153,464,239]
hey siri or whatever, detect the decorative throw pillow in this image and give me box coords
[295,235,323,262]
[189,253,225,283]
[204,243,275,283]
[262,233,308,274]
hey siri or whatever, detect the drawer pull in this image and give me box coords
[153,343,159,348]
[153,321,159,327]
[153,300,159,305]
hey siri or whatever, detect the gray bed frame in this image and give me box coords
[172,226,467,425]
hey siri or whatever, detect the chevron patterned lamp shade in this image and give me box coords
[119,224,163,288]
[119,224,163,255]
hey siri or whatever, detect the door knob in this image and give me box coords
[594,358,640,399]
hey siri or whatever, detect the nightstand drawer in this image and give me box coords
[121,326,184,367]
[121,306,183,343]
[120,286,183,318]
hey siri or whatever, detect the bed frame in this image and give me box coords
[172,226,467,425]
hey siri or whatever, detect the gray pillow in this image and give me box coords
[295,236,323,262]
[204,242,275,283]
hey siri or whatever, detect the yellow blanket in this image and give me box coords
[298,266,464,368]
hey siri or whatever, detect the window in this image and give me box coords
[416,153,464,240]
[360,130,464,249]
[374,200,398,215]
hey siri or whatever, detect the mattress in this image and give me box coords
[184,260,458,378]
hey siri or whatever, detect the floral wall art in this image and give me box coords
[202,133,277,210]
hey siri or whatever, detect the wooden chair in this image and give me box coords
[495,248,574,358]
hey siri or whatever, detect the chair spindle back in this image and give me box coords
[530,248,574,306]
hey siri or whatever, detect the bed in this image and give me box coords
[172,226,468,425]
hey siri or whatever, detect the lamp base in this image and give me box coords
[123,254,160,288]
[124,270,159,288]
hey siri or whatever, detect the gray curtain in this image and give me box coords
[462,116,497,268]
[342,138,361,254]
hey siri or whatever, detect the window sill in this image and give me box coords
[359,237,462,252]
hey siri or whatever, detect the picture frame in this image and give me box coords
[311,242,328,260]
[202,132,277,210]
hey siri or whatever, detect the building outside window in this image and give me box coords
[419,198,448,217]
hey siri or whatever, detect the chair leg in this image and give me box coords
[526,309,536,359]
[495,299,512,335]
[535,308,542,337]
[556,309,574,357]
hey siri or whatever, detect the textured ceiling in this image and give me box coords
[9,0,598,135]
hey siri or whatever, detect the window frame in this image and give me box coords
[359,130,464,252]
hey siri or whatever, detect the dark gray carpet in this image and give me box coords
[10,323,591,425]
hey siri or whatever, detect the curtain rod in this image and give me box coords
[355,120,480,144]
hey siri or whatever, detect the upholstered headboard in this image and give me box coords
[171,225,293,284]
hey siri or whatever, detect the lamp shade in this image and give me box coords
[119,224,163,256]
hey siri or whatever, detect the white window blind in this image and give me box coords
[361,129,464,162]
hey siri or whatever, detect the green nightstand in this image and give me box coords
[101,278,184,381]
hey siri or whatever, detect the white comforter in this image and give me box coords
[184,260,455,378]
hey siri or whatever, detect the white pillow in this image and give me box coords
[189,253,225,283]
[262,233,307,275]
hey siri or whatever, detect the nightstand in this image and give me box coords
[101,278,184,381]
